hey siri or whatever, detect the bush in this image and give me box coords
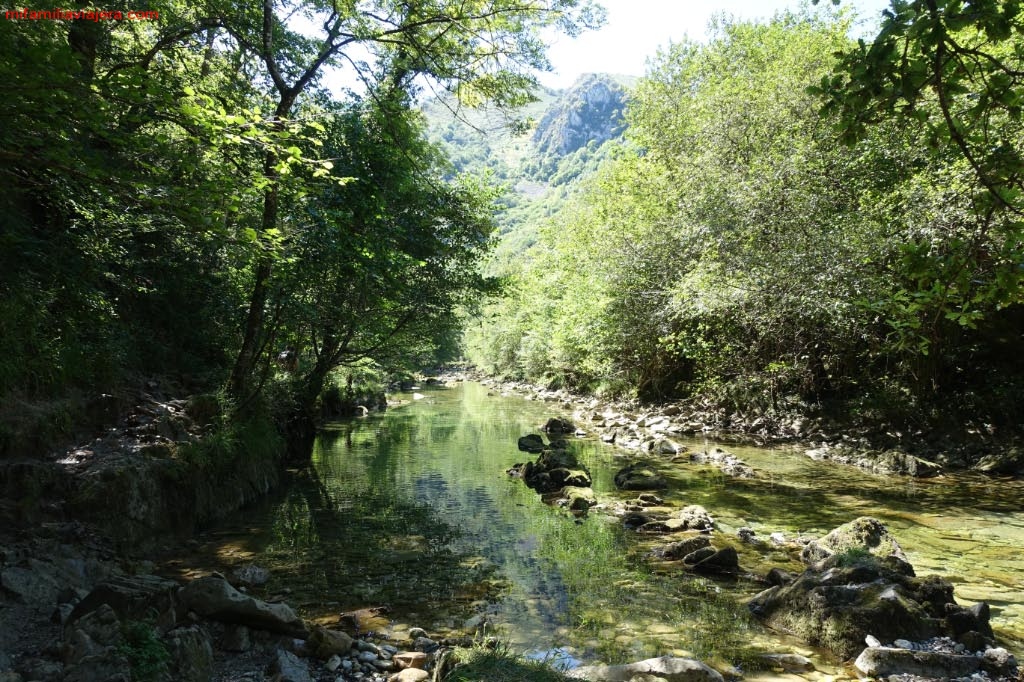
[117,620,170,682]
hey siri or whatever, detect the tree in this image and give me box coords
[204,0,605,399]
[815,0,1024,376]
[272,93,498,450]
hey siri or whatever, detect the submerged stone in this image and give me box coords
[614,463,668,490]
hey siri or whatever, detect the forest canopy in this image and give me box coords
[465,2,1024,440]
[0,0,601,453]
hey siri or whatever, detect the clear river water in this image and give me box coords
[165,381,1024,677]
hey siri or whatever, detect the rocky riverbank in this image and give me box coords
[461,369,1024,477]
[505,422,1020,681]
[0,529,459,682]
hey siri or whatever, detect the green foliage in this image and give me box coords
[445,643,572,682]
[116,620,171,682]
[815,0,1024,348]
[468,5,1024,436]
[833,546,876,567]
[0,0,605,450]
[178,395,282,474]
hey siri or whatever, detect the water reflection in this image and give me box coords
[170,381,1024,665]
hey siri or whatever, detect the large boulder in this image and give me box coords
[567,656,723,682]
[800,516,907,564]
[178,576,307,637]
[749,551,992,659]
[614,463,668,491]
[68,574,179,628]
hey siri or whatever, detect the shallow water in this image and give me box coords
[167,381,1024,670]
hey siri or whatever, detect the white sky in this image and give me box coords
[539,0,893,88]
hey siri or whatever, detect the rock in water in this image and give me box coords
[692,547,739,575]
[800,516,907,564]
[517,434,546,453]
[178,576,307,637]
[678,505,714,531]
[308,625,353,659]
[614,463,668,490]
[567,655,723,682]
[760,653,815,673]
[542,417,576,433]
[749,523,993,659]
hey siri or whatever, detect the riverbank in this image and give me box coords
[3,375,1023,682]
[457,368,1024,478]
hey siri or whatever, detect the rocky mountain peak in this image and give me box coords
[532,73,629,156]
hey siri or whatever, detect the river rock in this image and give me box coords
[542,417,576,434]
[517,434,546,453]
[165,625,214,682]
[854,646,981,678]
[652,535,711,560]
[567,655,723,682]
[760,653,814,673]
[692,547,739,575]
[690,448,755,478]
[178,576,307,637]
[653,439,680,455]
[68,574,179,628]
[982,647,1018,676]
[748,545,991,659]
[682,547,716,565]
[308,625,353,659]
[393,651,427,669]
[270,649,312,682]
[974,447,1024,475]
[518,449,593,494]
[614,463,668,490]
[678,505,714,532]
[389,669,429,682]
[800,516,906,564]
[67,602,123,649]
[560,486,597,514]
[765,567,794,586]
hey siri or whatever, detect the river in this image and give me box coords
[165,380,1024,675]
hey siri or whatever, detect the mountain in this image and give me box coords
[420,73,634,270]
[533,73,629,157]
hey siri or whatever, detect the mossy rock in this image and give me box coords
[748,557,987,659]
[801,516,906,564]
[614,463,667,490]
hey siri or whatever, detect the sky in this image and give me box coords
[539,0,893,88]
